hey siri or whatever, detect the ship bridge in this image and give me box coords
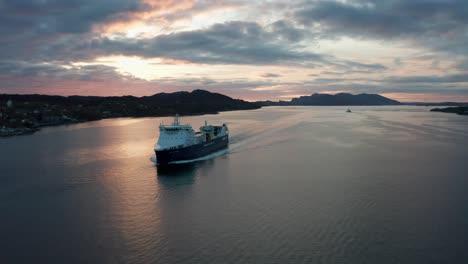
[155,115,195,150]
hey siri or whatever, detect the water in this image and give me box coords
[1,106,468,264]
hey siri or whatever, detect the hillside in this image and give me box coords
[0,90,260,136]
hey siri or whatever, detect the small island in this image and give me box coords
[0,90,260,137]
[430,106,468,116]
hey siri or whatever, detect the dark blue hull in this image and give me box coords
[155,135,228,165]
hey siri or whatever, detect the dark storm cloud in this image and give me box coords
[0,61,134,81]
[0,0,388,69]
[70,21,387,69]
[95,21,324,66]
[295,0,468,39]
[0,0,150,62]
[0,17,325,66]
[0,0,148,35]
[267,20,306,42]
[12,20,332,67]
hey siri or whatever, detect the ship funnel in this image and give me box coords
[205,120,207,126]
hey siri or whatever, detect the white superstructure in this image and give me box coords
[154,115,228,151]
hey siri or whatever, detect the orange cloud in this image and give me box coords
[98,0,195,34]
[100,0,243,36]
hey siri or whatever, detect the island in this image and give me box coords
[256,93,401,106]
[430,106,468,116]
[0,90,260,137]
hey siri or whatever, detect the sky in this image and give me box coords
[1,0,468,102]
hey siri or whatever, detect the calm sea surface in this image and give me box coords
[1,106,468,263]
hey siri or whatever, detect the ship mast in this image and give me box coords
[173,114,180,126]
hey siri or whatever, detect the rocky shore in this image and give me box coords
[430,106,468,116]
[0,127,41,137]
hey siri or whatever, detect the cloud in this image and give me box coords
[0,17,325,65]
[0,1,388,69]
[293,0,468,55]
[267,20,306,42]
[0,0,149,35]
[23,20,331,67]
[295,0,468,38]
[0,61,136,81]
[0,0,467,101]
[261,73,282,78]
[455,60,468,71]
[98,21,326,66]
[384,73,468,84]
[59,21,387,70]
[0,0,152,62]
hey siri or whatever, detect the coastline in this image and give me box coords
[430,106,468,116]
[3,90,466,138]
[0,127,41,137]
[0,90,260,137]
[0,109,248,137]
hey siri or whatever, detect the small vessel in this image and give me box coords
[154,115,229,165]
[346,109,352,113]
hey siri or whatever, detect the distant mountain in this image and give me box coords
[257,93,401,106]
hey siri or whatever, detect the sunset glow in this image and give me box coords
[1,0,468,102]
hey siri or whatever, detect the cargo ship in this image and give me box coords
[154,115,229,165]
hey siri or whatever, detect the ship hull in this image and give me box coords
[155,135,228,165]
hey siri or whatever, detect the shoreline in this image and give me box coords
[0,90,261,138]
[0,109,248,138]
[430,106,468,116]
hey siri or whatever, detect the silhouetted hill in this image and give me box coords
[0,89,259,117]
[141,89,254,111]
[0,90,260,136]
[257,93,401,106]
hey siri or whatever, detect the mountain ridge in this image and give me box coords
[256,92,401,106]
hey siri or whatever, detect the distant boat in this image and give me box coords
[154,115,229,165]
[346,109,352,113]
